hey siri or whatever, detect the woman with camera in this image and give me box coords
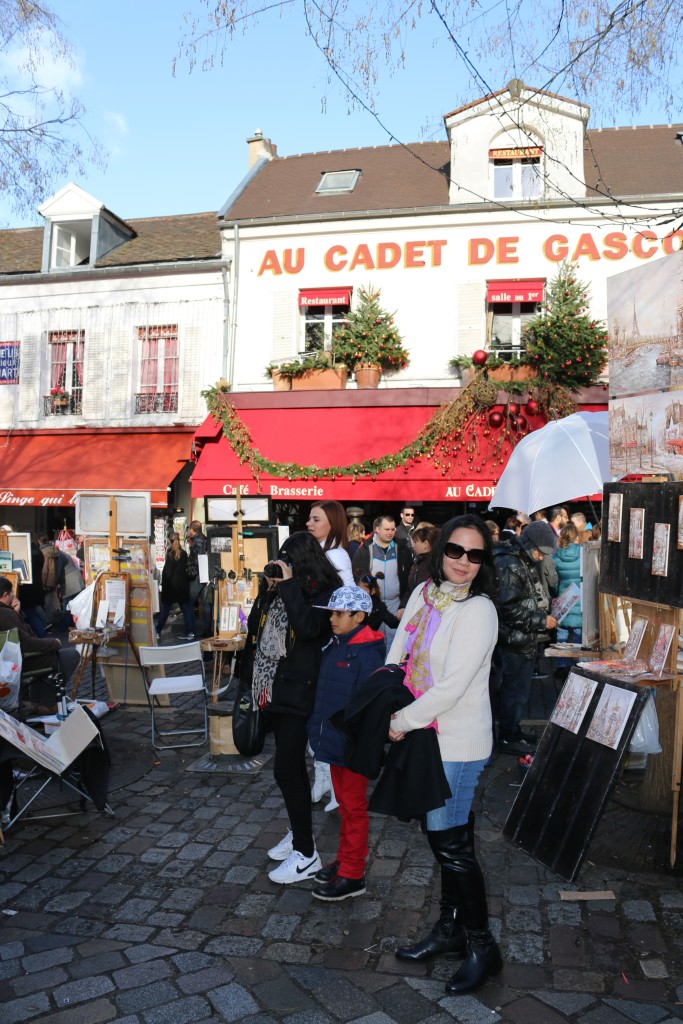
[245,531,342,884]
[387,514,502,995]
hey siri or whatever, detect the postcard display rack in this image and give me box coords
[506,480,683,873]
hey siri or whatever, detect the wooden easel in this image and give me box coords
[70,498,142,700]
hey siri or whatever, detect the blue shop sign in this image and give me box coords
[0,341,20,384]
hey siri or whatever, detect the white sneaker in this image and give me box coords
[268,849,322,884]
[267,830,293,861]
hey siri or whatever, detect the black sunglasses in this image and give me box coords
[443,542,485,565]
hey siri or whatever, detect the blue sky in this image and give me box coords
[1,1,676,227]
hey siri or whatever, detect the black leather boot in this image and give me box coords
[395,821,473,962]
[432,820,503,994]
[445,929,502,994]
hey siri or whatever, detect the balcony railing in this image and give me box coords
[43,392,82,416]
[134,391,179,414]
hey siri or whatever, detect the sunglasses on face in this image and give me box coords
[443,542,485,565]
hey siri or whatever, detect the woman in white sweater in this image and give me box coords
[388,514,501,996]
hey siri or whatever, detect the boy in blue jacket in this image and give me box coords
[309,586,386,901]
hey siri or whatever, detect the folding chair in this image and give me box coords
[138,642,209,750]
[0,704,114,833]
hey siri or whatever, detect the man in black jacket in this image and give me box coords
[351,515,411,643]
[0,577,79,697]
[492,534,557,755]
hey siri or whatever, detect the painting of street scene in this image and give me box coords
[610,391,683,476]
[550,672,598,733]
[607,251,683,398]
[586,683,637,750]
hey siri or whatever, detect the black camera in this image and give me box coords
[263,562,283,579]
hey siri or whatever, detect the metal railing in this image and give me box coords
[134,392,179,414]
[43,392,83,416]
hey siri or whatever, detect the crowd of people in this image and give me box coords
[238,499,598,997]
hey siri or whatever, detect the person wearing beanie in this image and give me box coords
[307,586,386,901]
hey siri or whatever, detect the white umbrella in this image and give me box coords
[489,411,611,514]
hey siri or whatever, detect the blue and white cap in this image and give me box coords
[314,585,373,614]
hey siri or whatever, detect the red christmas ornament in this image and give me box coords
[472,349,488,366]
[508,402,520,416]
[525,399,539,416]
[488,410,504,429]
[509,415,520,431]
[516,415,528,432]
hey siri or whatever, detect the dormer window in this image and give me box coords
[490,146,542,199]
[51,220,92,269]
[38,183,135,273]
[316,170,360,195]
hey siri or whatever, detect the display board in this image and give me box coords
[600,482,683,608]
[75,491,151,537]
[503,666,648,881]
[83,538,151,585]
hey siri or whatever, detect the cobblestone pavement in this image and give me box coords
[1,690,683,1024]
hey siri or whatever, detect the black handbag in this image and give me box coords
[232,681,265,756]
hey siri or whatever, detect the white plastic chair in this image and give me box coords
[138,642,208,750]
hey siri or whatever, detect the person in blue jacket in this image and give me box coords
[308,585,386,902]
[552,522,583,676]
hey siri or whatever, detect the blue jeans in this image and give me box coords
[426,759,487,830]
[156,600,194,635]
[556,625,582,669]
[496,647,535,741]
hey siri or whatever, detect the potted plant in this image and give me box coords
[264,363,292,391]
[265,353,348,391]
[448,356,477,386]
[332,285,409,388]
[50,385,70,408]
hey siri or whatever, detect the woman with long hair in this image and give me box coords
[306,501,354,586]
[156,533,195,640]
[387,514,502,995]
[245,531,342,884]
[400,523,440,606]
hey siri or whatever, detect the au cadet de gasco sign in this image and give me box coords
[258,229,683,276]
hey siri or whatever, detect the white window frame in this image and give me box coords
[300,304,349,352]
[487,302,539,356]
[316,170,360,195]
[138,324,179,394]
[491,156,542,200]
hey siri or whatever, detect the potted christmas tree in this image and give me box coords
[523,262,608,388]
[332,286,409,388]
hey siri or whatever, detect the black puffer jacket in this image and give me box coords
[493,537,548,658]
[244,578,335,717]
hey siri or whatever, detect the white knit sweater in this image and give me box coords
[387,582,498,763]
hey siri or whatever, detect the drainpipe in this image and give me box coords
[228,224,240,387]
[221,262,230,382]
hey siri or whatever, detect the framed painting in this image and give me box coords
[627,508,645,559]
[651,523,670,577]
[607,492,623,542]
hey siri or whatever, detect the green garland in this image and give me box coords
[202,375,576,486]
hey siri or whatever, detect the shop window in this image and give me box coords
[136,324,179,413]
[45,330,84,415]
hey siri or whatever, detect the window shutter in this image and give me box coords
[109,331,131,409]
[17,333,41,422]
[272,290,297,360]
[179,326,202,419]
[82,332,105,420]
[457,282,486,354]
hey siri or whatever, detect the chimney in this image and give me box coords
[247,129,277,168]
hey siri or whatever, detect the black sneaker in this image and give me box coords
[312,876,366,901]
[500,736,537,755]
[314,859,339,883]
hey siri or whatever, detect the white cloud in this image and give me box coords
[104,111,128,135]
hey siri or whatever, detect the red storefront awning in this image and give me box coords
[487,279,545,304]
[191,403,505,503]
[298,287,352,307]
[0,428,193,509]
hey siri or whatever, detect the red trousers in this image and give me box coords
[330,764,369,880]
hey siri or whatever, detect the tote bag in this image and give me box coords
[232,680,265,756]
